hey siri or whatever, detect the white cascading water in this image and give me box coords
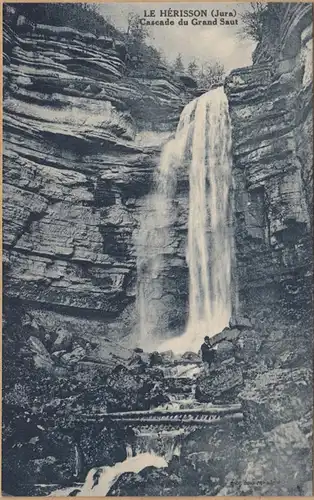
[50,453,168,497]
[76,453,168,496]
[136,86,233,353]
[135,99,197,349]
[184,86,233,351]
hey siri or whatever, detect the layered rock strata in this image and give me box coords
[225,3,313,322]
[3,19,194,341]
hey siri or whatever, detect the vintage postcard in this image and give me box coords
[2,1,313,496]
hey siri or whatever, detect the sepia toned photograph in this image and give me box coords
[2,1,313,496]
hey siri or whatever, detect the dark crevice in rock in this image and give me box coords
[6,295,136,321]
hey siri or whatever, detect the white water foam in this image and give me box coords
[76,453,167,496]
[49,453,168,497]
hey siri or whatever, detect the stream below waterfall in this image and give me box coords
[49,454,168,497]
[48,358,203,497]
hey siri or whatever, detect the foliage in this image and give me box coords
[125,13,149,58]
[173,53,185,74]
[185,58,225,89]
[187,60,198,79]
[196,61,225,88]
[124,13,163,73]
[239,2,283,42]
[4,2,120,37]
[5,2,227,87]
[239,2,267,42]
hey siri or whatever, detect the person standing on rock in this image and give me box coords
[201,336,215,372]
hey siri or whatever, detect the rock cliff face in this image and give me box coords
[2,5,313,496]
[225,3,312,326]
[3,4,313,346]
[3,19,195,342]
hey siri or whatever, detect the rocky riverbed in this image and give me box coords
[3,312,312,496]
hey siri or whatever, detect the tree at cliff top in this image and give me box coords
[174,53,225,89]
[125,13,149,58]
[239,2,283,42]
[123,13,163,73]
[187,60,198,79]
[5,4,165,76]
[4,3,121,38]
[186,59,225,89]
[173,53,185,74]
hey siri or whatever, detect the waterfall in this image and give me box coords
[184,87,233,351]
[136,87,233,353]
[135,99,197,349]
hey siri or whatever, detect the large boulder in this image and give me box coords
[212,327,241,344]
[107,467,173,496]
[60,345,86,366]
[26,336,54,372]
[229,315,252,329]
[127,351,150,374]
[239,367,312,434]
[78,425,129,473]
[180,351,201,362]
[149,350,175,366]
[107,460,187,496]
[213,340,235,362]
[105,365,169,412]
[2,427,77,495]
[217,421,312,496]
[195,361,244,403]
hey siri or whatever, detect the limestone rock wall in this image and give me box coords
[225,3,313,321]
[3,4,313,345]
[3,20,194,341]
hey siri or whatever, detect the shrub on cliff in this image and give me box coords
[185,57,225,89]
[240,2,283,42]
[4,3,120,37]
[4,3,166,77]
